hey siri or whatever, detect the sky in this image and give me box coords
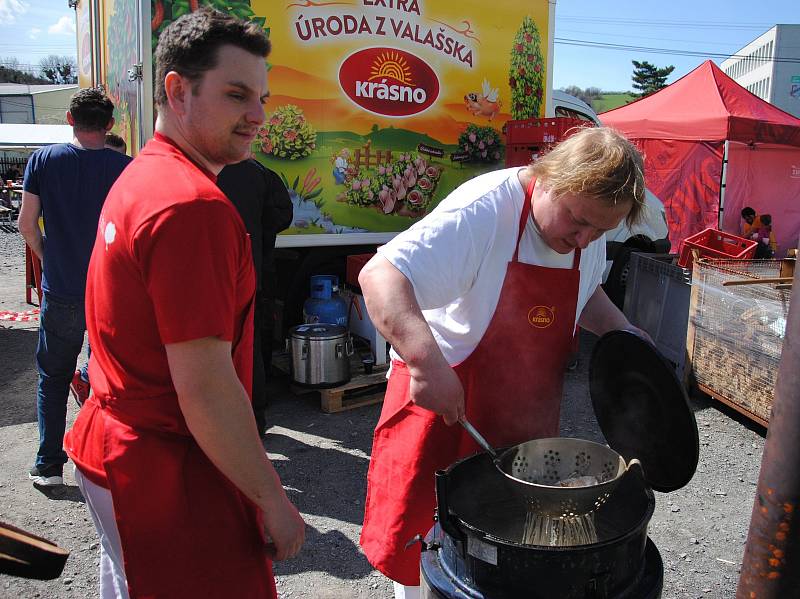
[0,0,797,91]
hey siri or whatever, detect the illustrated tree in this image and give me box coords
[151,1,270,59]
[509,16,545,120]
[631,61,675,97]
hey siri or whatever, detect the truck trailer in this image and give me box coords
[74,0,668,346]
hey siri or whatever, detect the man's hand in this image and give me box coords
[408,361,465,425]
[262,493,306,561]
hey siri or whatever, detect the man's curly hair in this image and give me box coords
[154,8,270,107]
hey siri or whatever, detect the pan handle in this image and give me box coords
[435,469,465,546]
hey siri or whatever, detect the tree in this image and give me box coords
[38,55,78,84]
[560,85,603,107]
[631,61,674,97]
[0,56,49,84]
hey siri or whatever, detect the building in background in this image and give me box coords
[721,24,800,118]
[0,84,78,125]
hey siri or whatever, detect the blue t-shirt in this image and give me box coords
[24,143,131,300]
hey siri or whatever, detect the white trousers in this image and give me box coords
[75,467,130,599]
[393,581,421,599]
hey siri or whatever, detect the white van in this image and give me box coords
[552,91,671,307]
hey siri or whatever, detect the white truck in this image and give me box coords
[75,0,667,337]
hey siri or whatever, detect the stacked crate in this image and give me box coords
[686,259,790,426]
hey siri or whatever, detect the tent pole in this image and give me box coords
[718,140,729,230]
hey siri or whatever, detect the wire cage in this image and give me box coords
[687,259,791,425]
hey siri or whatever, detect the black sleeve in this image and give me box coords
[263,168,293,233]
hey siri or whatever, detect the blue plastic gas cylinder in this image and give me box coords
[303,275,348,326]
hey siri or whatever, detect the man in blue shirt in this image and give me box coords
[19,87,131,487]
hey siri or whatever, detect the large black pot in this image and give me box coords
[420,451,660,598]
[419,331,700,598]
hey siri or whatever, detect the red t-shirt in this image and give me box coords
[65,133,256,487]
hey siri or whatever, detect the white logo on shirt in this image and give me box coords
[104,222,116,249]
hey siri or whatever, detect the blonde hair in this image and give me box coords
[528,127,646,226]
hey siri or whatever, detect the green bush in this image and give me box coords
[457,124,503,163]
[259,105,317,160]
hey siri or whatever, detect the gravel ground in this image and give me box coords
[0,226,768,598]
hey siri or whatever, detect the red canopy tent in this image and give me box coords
[601,60,800,257]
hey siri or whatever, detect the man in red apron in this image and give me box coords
[359,127,649,597]
[64,10,304,598]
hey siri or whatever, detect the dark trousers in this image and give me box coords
[35,293,85,468]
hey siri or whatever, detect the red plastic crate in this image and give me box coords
[504,117,587,168]
[345,253,375,288]
[677,228,758,268]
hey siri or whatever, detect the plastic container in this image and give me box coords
[623,253,691,377]
[677,228,758,268]
[303,275,348,326]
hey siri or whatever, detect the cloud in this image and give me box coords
[28,26,40,40]
[0,0,29,24]
[48,15,76,36]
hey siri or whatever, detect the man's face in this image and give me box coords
[743,213,755,225]
[533,186,631,254]
[181,45,268,168]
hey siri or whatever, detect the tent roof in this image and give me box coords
[600,60,800,146]
[0,123,72,149]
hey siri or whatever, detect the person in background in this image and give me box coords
[741,206,760,238]
[358,127,650,598]
[69,135,130,408]
[217,158,292,435]
[104,133,127,154]
[19,87,131,487]
[64,9,304,598]
[754,213,777,259]
[5,164,22,181]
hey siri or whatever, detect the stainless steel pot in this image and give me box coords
[289,324,353,387]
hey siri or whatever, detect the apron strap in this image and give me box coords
[513,174,536,263]
[514,173,583,270]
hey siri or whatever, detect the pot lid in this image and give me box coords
[289,323,348,340]
[589,330,699,493]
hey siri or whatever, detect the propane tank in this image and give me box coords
[303,275,348,326]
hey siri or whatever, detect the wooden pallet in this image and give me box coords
[272,352,389,413]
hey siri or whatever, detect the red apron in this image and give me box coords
[360,177,582,585]
[95,299,277,598]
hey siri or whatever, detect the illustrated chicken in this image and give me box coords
[464,79,502,121]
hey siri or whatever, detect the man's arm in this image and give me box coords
[578,284,653,343]
[166,336,305,560]
[19,191,43,260]
[359,255,465,424]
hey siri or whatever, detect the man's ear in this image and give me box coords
[105,117,115,132]
[66,111,74,126]
[164,71,189,117]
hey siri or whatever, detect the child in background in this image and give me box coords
[754,214,776,258]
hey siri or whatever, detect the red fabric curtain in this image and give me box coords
[636,139,724,250]
[722,143,800,257]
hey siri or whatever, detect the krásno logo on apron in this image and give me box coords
[528,306,555,329]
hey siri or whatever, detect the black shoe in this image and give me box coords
[29,464,64,486]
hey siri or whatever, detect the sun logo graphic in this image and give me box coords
[369,51,413,86]
[339,47,439,117]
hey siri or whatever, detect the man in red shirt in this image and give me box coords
[65,9,304,598]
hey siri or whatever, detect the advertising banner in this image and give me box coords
[148,0,552,239]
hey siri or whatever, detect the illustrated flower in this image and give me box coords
[478,141,485,150]
[270,115,282,125]
[425,166,440,178]
[407,189,424,205]
[469,133,477,143]
[494,151,501,160]
[352,180,362,191]
[515,43,524,52]
[284,129,297,141]
[509,77,517,89]
[525,33,532,43]
[418,177,432,191]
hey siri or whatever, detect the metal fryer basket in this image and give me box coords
[496,437,639,517]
